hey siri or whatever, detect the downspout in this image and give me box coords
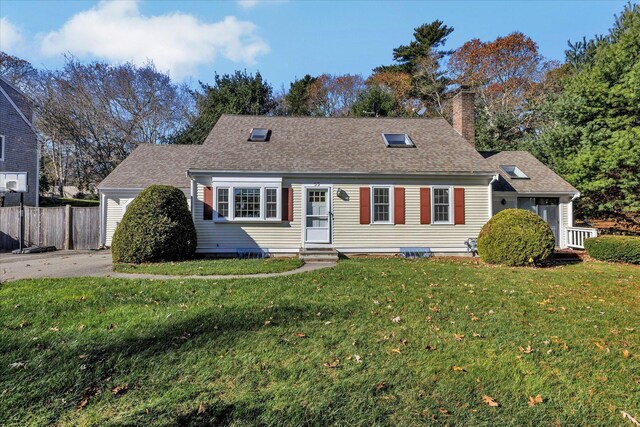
[487,174,499,219]
[569,192,580,227]
[186,170,196,221]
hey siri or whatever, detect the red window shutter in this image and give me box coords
[454,187,465,225]
[282,187,293,221]
[203,186,213,220]
[360,187,371,224]
[288,187,293,221]
[394,187,405,224]
[420,188,431,224]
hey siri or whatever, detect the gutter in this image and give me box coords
[186,169,498,178]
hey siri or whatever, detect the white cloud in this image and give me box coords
[0,17,24,52]
[39,0,270,79]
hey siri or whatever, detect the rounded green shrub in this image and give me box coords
[111,185,197,264]
[584,235,640,264]
[477,209,555,266]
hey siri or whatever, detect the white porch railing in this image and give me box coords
[566,227,598,249]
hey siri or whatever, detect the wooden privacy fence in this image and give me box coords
[0,205,100,251]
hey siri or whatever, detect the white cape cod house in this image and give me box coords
[98,91,593,257]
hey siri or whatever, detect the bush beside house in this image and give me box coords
[477,209,555,266]
[584,235,640,264]
[111,185,197,264]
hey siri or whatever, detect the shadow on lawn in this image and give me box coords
[4,302,348,425]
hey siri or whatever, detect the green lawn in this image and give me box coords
[1,259,638,426]
[113,257,304,276]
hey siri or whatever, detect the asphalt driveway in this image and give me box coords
[0,250,335,282]
[0,250,113,282]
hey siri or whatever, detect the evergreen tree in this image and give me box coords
[283,74,317,116]
[374,20,454,116]
[528,3,640,220]
[173,70,275,144]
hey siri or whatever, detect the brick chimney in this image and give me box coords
[452,86,475,145]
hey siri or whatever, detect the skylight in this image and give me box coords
[249,128,270,142]
[382,133,414,148]
[500,165,529,179]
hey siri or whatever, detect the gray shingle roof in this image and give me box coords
[481,151,578,194]
[190,115,496,175]
[97,118,578,197]
[97,144,198,189]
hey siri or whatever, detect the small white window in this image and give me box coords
[265,188,278,219]
[500,165,529,179]
[0,135,5,161]
[217,188,229,218]
[382,133,414,148]
[432,187,452,223]
[249,128,270,142]
[371,186,393,224]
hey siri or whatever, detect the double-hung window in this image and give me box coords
[217,188,229,218]
[213,179,281,221]
[432,187,452,224]
[371,186,393,224]
[265,188,278,219]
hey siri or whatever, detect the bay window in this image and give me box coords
[212,178,282,221]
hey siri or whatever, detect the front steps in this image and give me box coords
[299,248,339,262]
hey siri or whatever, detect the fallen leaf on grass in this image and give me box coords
[438,407,450,415]
[391,316,401,323]
[197,404,206,415]
[8,362,26,369]
[623,350,631,358]
[49,327,59,332]
[451,366,466,372]
[375,381,388,391]
[323,358,340,368]
[111,384,128,396]
[472,333,483,338]
[391,348,401,354]
[295,333,306,338]
[528,394,544,407]
[519,345,533,354]
[621,411,640,426]
[482,395,499,407]
[454,334,465,342]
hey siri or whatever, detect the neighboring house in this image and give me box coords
[98,90,581,255]
[0,76,39,207]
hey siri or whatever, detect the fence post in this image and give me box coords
[64,204,73,250]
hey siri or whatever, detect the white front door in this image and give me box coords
[304,187,331,244]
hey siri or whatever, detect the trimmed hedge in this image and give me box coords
[584,235,640,264]
[111,185,197,264]
[478,209,555,266]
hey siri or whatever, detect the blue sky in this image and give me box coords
[0,0,628,89]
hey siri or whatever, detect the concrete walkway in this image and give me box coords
[0,250,336,282]
[108,261,336,280]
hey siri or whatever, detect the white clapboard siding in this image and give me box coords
[193,176,491,253]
